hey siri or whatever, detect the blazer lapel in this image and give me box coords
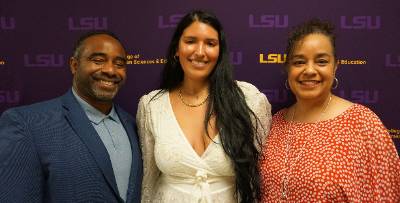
[61,91,121,201]
[116,106,143,203]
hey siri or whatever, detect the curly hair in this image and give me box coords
[285,18,337,70]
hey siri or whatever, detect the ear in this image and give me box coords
[69,57,78,75]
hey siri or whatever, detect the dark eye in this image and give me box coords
[184,39,195,44]
[317,59,328,66]
[114,60,126,67]
[89,57,106,65]
[207,40,218,47]
[292,60,305,66]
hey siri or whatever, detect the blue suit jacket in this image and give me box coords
[0,90,142,203]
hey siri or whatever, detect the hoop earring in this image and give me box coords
[173,55,179,62]
[285,79,290,90]
[332,77,339,89]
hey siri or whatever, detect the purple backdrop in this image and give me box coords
[0,0,399,152]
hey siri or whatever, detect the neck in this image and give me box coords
[73,86,113,115]
[180,78,209,96]
[292,93,332,122]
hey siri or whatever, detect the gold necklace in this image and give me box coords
[178,89,209,107]
[281,95,332,200]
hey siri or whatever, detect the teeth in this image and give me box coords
[301,81,319,85]
[191,60,207,67]
[99,80,114,86]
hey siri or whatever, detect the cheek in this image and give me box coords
[117,69,127,79]
[177,44,193,56]
[206,48,219,60]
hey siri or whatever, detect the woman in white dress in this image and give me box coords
[137,10,272,203]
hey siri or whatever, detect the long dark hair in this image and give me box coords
[156,10,261,202]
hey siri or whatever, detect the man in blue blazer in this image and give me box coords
[0,31,142,202]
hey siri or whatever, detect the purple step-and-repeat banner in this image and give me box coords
[1,0,399,152]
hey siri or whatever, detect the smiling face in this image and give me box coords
[287,33,337,102]
[70,34,127,106]
[176,21,220,81]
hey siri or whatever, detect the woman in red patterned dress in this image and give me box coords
[259,18,400,202]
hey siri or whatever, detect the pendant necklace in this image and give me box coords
[281,95,332,200]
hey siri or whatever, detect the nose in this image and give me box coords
[101,61,117,77]
[194,43,205,57]
[303,62,317,75]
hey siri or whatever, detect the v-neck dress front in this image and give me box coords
[137,81,272,203]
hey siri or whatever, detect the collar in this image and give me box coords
[71,87,119,125]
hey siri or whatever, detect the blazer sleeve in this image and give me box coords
[0,109,43,202]
[136,94,160,203]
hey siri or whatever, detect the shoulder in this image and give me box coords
[236,80,262,95]
[236,80,270,106]
[1,96,62,120]
[138,89,166,105]
[137,89,168,116]
[346,103,382,122]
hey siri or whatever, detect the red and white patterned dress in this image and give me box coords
[259,104,400,202]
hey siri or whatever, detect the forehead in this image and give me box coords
[80,34,126,56]
[293,33,333,55]
[181,21,218,39]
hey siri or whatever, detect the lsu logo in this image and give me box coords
[0,90,20,104]
[260,53,287,64]
[24,54,65,67]
[385,54,400,67]
[230,51,243,65]
[158,14,184,28]
[337,90,379,103]
[249,14,288,28]
[68,17,108,30]
[340,16,381,29]
[0,17,16,30]
[263,89,288,103]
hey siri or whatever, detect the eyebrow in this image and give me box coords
[88,52,127,62]
[291,53,331,59]
[87,52,107,59]
[182,36,219,41]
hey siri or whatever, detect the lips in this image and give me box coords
[189,59,209,68]
[298,80,321,88]
[93,77,120,89]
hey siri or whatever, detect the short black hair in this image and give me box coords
[72,30,125,59]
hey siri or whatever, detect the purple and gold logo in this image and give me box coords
[0,90,20,104]
[337,90,379,104]
[259,53,287,64]
[24,54,65,67]
[158,14,184,28]
[385,54,400,67]
[249,14,288,28]
[68,17,108,30]
[0,17,16,30]
[230,51,243,65]
[262,89,288,103]
[340,16,381,29]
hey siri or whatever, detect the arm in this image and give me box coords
[0,109,43,202]
[361,109,400,201]
[136,95,160,203]
[237,81,272,149]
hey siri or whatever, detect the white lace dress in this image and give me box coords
[136,81,272,203]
